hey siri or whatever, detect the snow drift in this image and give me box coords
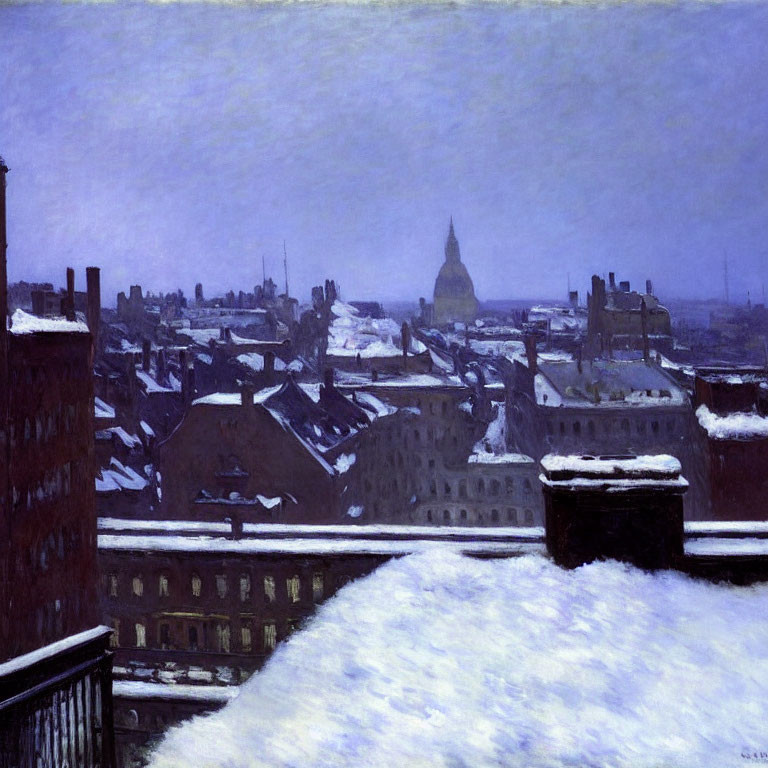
[148,552,768,768]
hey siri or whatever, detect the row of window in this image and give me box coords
[546,417,678,438]
[428,476,533,499]
[12,462,73,511]
[14,403,82,449]
[116,618,281,654]
[110,572,325,604]
[423,507,536,525]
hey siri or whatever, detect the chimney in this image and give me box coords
[577,347,583,375]
[524,336,537,376]
[646,279,653,295]
[157,347,166,384]
[641,298,650,362]
[184,364,195,406]
[323,367,335,391]
[371,368,378,382]
[241,384,254,407]
[619,280,630,293]
[86,266,100,351]
[142,338,151,373]
[608,272,616,290]
[264,350,275,385]
[225,327,232,342]
[65,267,75,321]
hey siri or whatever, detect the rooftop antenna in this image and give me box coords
[283,240,289,297]
[724,254,730,305]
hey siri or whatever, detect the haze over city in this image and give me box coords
[2,0,767,306]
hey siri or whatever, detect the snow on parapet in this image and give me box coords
[696,404,768,440]
[146,552,768,768]
[9,308,89,335]
[334,453,356,474]
[541,454,682,476]
[94,397,116,420]
[469,452,534,465]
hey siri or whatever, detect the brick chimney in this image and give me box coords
[86,266,100,351]
[141,338,151,373]
[608,272,616,290]
[524,336,537,376]
[65,267,75,321]
[646,279,653,295]
[264,350,275,385]
[241,384,254,407]
[323,366,334,391]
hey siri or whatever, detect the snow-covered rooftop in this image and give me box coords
[114,681,240,704]
[9,308,89,335]
[469,452,534,465]
[696,404,768,440]
[147,551,768,768]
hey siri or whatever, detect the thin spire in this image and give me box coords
[283,240,289,297]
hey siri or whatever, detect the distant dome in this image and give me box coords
[433,218,478,325]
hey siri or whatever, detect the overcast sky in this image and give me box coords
[1,1,767,307]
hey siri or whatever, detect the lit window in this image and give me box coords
[312,573,324,602]
[264,575,276,604]
[132,576,143,597]
[240,574,251,602]
[109,574,118,597]
[191,574,201,597]
[287,575,300,604]
[216,623,231,653]
[159,574,169,597]
[110,619,120,648]
[135,622,146,648]
[216,575,227,599]
[241,625,252,652]
[263,622,277,651]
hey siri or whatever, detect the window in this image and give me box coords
[159,574,169,597]
[264,575,276,604]
[110,619,120,648]
[263,622,277,651]
[444,481,451,496]
[430,479,436,496]
[414,429,421,443]
[559,421,566,435]
[135,622,146,648]
[651,420,659,435]
[287,575,301,604]
[505,477,514,494]
[459,480,467,499]
[108,574,118,598]
[132,576,143,597]
[216,623,231,653]
[523,479,532,495]
[240,574,251,603]
[524,509,534,525]
[477,479,485,496]
[491,479,500,496]
[191,574,201,597]
[573,421,581,436]
[443,509,451,523]
[241,625,252,652]
[491,509,499,523]
[460,509,467,522]
[215,574,227,599]
[426,509,433,522]
[159,623,171,649]
[507,508,517,524]
[428,459,435,469]
[188,626,199,651]
[312,573,324,602]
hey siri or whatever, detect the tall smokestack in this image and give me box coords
[86,266,100,352]
[641,299,650,362]
[65,267,75,321]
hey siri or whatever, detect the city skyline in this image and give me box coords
[1,1,767,305]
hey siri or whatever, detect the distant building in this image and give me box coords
[433,219,478,326]
[506,351,709,519]
[587,273,672,354]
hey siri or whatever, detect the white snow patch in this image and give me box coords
[696,404,768,440]
[147,552,768,768]
[94,397,115,420]
[334,453,357,474]
[469,452,534,465]
[346,505,364,518]
[9,309,89,335]
[256,494,282,510]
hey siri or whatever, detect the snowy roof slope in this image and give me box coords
[9,308,89,335]
[147,551,768,768]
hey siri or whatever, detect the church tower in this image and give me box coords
[432,218,478,326]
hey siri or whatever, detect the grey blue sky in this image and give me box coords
[1,1,767,306]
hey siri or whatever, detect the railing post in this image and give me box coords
[100,651,116,768]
